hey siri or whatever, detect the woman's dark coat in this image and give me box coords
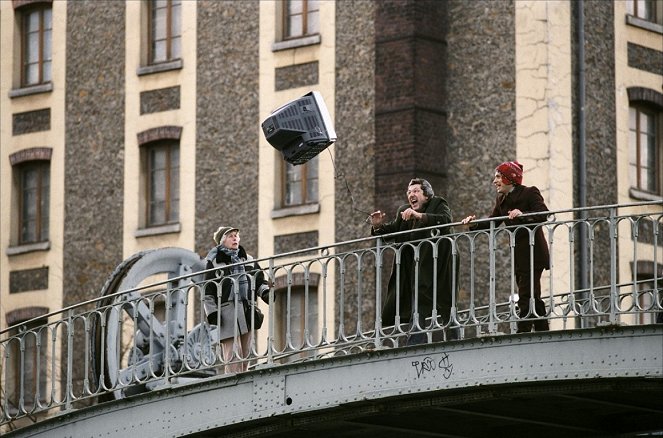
[473,185,550,272]
[372,196,455,327]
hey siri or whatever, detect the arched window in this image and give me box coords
[10,148,51,245]
[137,126,181,229]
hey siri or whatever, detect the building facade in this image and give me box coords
[1,0,662,415]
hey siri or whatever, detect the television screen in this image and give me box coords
[261,91,337,165]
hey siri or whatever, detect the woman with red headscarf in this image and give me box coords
[461,161,551,333]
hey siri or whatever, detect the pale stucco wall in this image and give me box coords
[123,1,197,257]
[515,1,574,327]
[0,1,67,330]
[258,0,337,341]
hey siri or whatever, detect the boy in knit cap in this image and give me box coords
[204,226,270,373]
[461,161,551,333]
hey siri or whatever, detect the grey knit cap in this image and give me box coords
[213,226,239,245]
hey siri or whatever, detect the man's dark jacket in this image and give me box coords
[473,184,550,272]
[372,196,455,327]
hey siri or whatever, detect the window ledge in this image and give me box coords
[626,15,663,34]
[137,59,183,77]
[135,223,181,238]
[271,203,320,218]
[272,34,321,52]
[629,187,663,202]
[6,241,50,256]
[9,83,53,99]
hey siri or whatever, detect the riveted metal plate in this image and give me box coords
[9,326,662,438]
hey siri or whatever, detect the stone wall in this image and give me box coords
[63,1,125,307]
[139,86,180,115]
[335,0,377,243]
[195,1,260,256]
[575,1,617,292]
[581,1,617,209]
[627,42,663,76]
[63,0,126,404]
[335,0,377,329]
[445,0,517,309]
[9,267,49,293]
[445,0,516,218]
[12,108,51,135]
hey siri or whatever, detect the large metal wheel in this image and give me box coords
[91,247,214,399]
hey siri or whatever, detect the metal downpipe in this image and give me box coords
[576,0,589,327]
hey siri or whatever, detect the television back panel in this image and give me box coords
[262,91,336,165]
[281,139,329,165]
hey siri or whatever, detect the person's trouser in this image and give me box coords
[405,305,457,345]
[516,268,549,332]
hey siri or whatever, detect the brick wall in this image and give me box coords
[374,0,447,214]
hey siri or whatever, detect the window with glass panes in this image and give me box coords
[629,106,661,195]
[282,157,318,207]
[627,0,663,24]
[18,161,50,245]
[283,0,320,40]
[145,141,180,226]
[21,5,52,86]
[148,0,181,64]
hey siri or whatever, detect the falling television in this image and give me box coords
[261,91,337,165]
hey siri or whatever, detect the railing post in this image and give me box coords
[66,309,74,412]
[489,221,497,334]
[267,257,275,365]
[375,237,383,348]
[568,226,577,326]
[609,207,618,323]
[18,330,25,414]
[654,213,660,309]
[164,289,171,382]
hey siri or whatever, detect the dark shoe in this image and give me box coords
[516,322,533,333]
[534,320,550,332]
[406,332,428,346]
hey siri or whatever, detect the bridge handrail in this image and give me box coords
[3,200,660,336]
[1,201,661,428]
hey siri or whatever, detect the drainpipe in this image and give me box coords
[576,0,589,326]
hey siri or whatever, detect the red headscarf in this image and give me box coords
[496,161,523,185]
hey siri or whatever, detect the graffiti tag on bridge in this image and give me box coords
[411,353,453,379]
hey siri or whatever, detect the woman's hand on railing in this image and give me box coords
[461,215,476,225]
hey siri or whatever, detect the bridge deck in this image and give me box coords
[8,325,662,438]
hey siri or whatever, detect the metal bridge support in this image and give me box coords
[12,325,663,438]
